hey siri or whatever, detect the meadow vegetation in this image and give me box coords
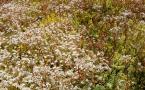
[0,0,145,90]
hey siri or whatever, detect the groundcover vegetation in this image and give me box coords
[0,0,145,90]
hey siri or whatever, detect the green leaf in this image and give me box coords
[94,85,105,90]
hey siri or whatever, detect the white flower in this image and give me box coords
[109,26,121,34]
[121,10,132,17]
[65,70,74,76]
[0,49,11,61]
